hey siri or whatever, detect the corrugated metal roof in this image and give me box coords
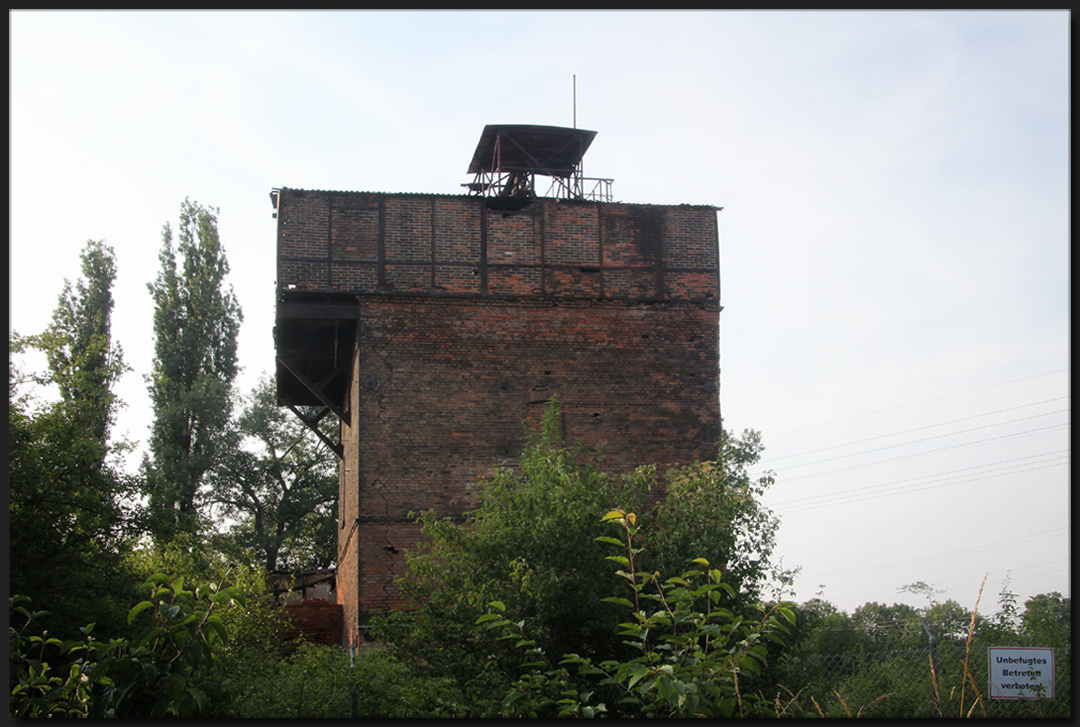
[271,186,719,210]
[466,124,597,177]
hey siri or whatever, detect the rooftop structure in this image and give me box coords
[463,124,613,203]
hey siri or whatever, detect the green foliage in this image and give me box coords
[126,537,287,655]
[376,398,651,693]
[649,429,786,608]
[9,596,105,718]
[10,573,244,718]
[479,510,796,718]
[773,581,1072,718]
[8,241,137,640]
[376,398,790,708]
[9,333,139,642]
[1020,591,1070,649]
[206,374,338,572]
[217,642,468,718]
[146,198,243,540]
[43,239,127,446]
[122,537,301,717]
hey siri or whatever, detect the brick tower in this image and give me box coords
[272,125,722,647]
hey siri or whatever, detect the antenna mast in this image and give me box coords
[573,74,577,129]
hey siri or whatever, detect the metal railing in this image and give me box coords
[465,172,614,203]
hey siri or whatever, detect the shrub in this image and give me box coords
[479,510,796,718]
[376,399,789,707]
[10,572,243,718]
[218,641,468,717]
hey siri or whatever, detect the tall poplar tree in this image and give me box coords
[9,239,134,638]
[146,199,243,540]
[46,239,126,450]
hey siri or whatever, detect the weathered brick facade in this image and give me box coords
[273,189,722,648]
[281,599,344,647]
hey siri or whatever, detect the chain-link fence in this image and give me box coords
[774,644,1070,718]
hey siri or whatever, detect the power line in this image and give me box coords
[765,411,1068,472]
[768,367,1069,438]
[796,528,1069,579]
[764,396,1069,464]
[776,456,1067,513]
[766,423,1068,484]
[933,562,1070,593]
[770,449,1069,510]
[746,369,1070,612]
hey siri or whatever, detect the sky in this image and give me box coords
[9,11,1069,618]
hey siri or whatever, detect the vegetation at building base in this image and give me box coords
[475,509,796,718]
[365,400,1070,718]
[10,213,1070,718]
[370,399,799,717]
[9,387,1071,717]
[10,337,800,719]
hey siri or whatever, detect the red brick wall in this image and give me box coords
[276,190,719,303]
[336,343,361,648]
[281,599,344,647]
[275,190,721,648]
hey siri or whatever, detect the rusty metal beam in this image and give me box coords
[285,402,343,460]
[277,355,349,425]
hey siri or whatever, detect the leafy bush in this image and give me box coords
[478,509,796,718]
[647,430,786,609]
[10,572,244,718]
[219,641,468,718]
[123,537,297,717]
[375,399,652,701]
[376,398,789,707]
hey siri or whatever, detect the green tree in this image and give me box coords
[206,375,338,572]
[1018,592,1070,715]
[1020,592,1070,648]
[648,428,787,608]
[848,601,926,651]
[9,240,136,641]
[43,239,126,448]
[772,598,863,695]
[376,400,789,704]
[9,334,138,641]
[145,199,243,540]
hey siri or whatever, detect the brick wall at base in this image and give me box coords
[281,599,344,647]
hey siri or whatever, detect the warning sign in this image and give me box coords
[988,647,1055,700]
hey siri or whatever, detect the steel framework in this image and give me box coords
[463,124,613,202]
